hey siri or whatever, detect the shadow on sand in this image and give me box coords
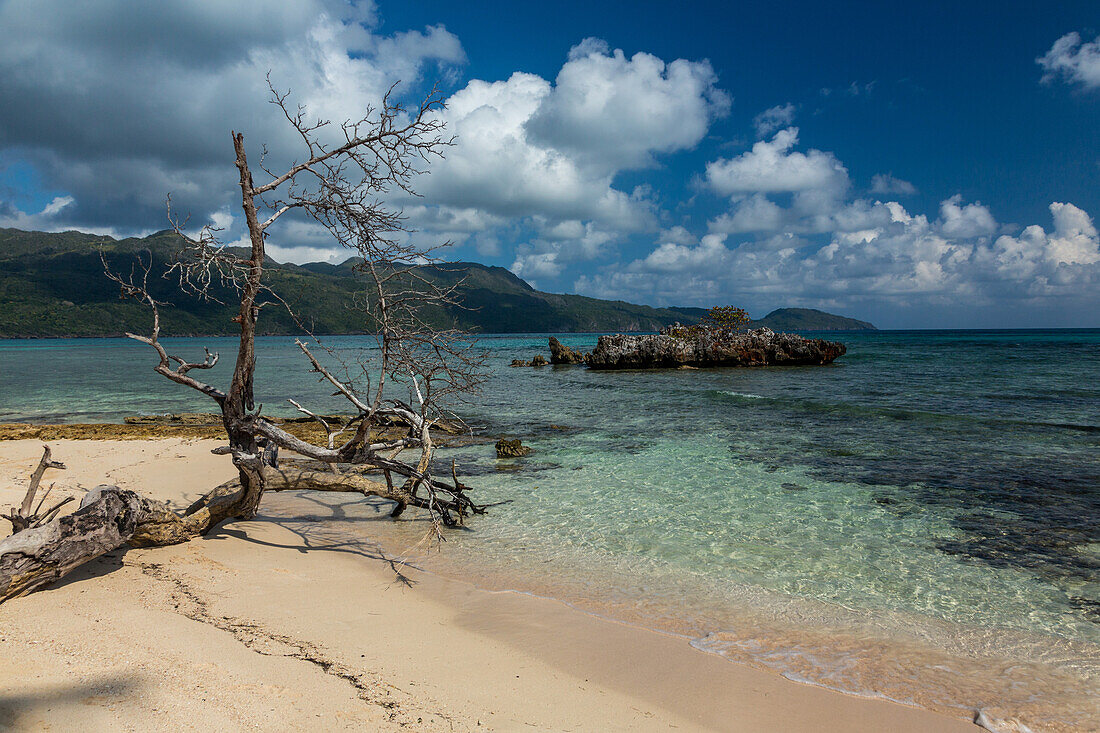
[0,675,145,729]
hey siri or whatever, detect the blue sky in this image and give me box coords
[0,0,1097,327]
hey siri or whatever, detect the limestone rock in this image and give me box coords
[586,327,846,370]
[495,438,531,458]
[548,337,585,364]
[510,355,549,367]
[124,412,220,425]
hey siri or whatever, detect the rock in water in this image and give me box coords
[496,438,531,458]
[586,327,845,370]
[510,355,549,367]
[548,337,585,364]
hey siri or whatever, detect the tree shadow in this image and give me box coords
[36,490,460,597]
[48,548,130,591]
[0,675,145,729]
[212,491,450,586]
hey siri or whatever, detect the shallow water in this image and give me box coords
[2,330,1098,731]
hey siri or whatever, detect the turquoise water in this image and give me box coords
[2,331,1099,730]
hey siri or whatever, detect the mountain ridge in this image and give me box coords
[0,228,875,337]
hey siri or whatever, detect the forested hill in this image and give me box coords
[0,228,874,337]
[751,308,877,331]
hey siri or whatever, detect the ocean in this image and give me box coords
[1,330,1098,731]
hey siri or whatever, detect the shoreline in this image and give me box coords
[0,438,980,732]
[377,489,1100,733]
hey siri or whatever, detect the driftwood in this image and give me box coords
[0,486,142,600]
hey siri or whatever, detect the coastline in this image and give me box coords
[0,438,978,732]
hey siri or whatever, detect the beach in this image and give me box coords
[2,0,1098,728]
[0,438,980,732]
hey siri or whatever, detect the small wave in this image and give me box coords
[690,628,1096,732]
[717,390,765,399]
[1034,421,1100,433]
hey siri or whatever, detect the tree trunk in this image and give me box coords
[0,466,419,603]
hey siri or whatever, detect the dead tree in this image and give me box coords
[0,80,489,603]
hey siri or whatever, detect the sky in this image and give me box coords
[0,0,1097,328]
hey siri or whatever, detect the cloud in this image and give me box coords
[266,243,348,264]
[418,72,646,227]
[580,195,1099,317]
[0,7,731,278]
[0,0,465,232]
[418,39,725,235]
[991,202,1100,282]
[706,135,986,242]
[870,174,917,196]
[402,39,729,272]
[708,194,785,233]
[938,195,997,238]
[1038,32,1100,89]
[649,117,1099,320]
[705,128,855,234]
[510,221,618,283]
[705,128,849,196]
[752,103,796,137]
[636,232,732,273]
[658,225,698,246]
[845,81,876,96]
[525,39,729,171]
[0,194,124,235]
[510,252,562,283]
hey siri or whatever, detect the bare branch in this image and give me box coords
[2,445,69,535]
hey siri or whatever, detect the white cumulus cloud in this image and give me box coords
[526,38,729,171]
[579,195,1099,319]
[706,128,849,196]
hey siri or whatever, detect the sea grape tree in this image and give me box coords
[668,305,752,339]
[700,305,751,332]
